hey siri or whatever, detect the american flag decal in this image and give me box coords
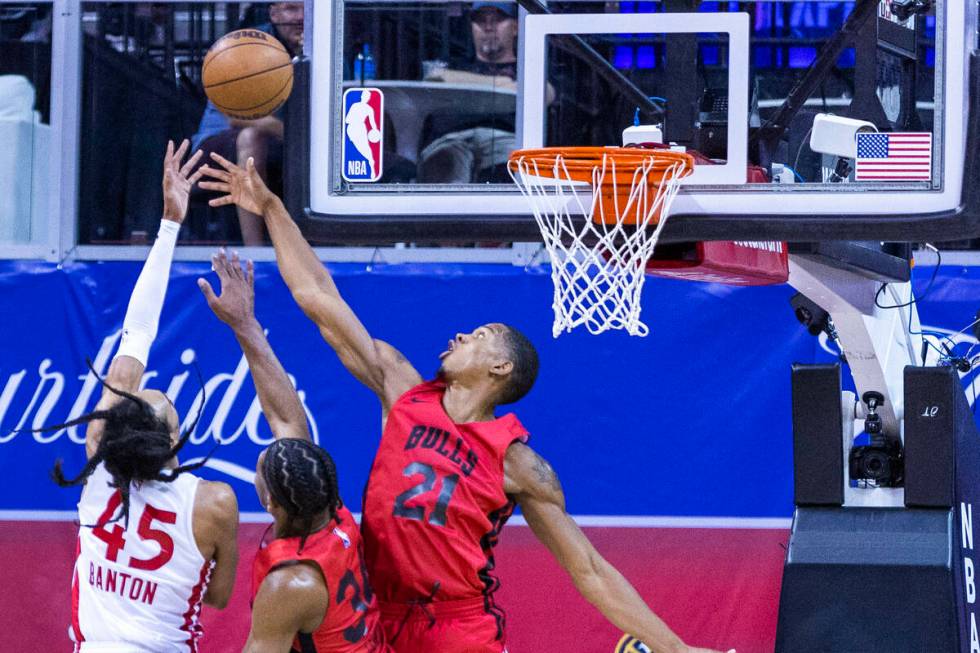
[854,132,932,181]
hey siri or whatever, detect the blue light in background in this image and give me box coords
[612,1,922,70]
[788,46,817,68]
[636,45,656,69]
[619,1,656,12]
[753,46,774,68]
[700,44,720,66]
[698,1,741,11]
[751,1,855,36]
[613,45,634,69]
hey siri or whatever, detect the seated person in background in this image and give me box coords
[425,1,518,90]
[418,1,519,183]
[419,2,553,183]
[191,2,303,245]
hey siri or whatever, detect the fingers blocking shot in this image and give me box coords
[199,249,256,329]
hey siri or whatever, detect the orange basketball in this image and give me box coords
[202,29,294,120]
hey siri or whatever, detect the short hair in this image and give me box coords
[261,438,342,552]
[39,368,209,528]
[497,324,539,405]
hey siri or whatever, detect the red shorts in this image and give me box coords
[379,596,508,653]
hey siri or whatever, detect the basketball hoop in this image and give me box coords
[508,146,695,337]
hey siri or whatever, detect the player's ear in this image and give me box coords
[489,359,514,379]
[266,496,283,514]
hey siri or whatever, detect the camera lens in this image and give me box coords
[850,444,903,487]
[862,452,888,479]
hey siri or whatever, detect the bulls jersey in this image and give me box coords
[71,463,212,653]
[251,506,387,652]
[361,380,529,622]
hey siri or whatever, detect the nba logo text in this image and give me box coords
[342,88,384,182]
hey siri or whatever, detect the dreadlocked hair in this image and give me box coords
[261,438,343,553]
[37,361,210,529]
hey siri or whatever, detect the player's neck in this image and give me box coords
[441,382,497,423]
[276,512,332,540]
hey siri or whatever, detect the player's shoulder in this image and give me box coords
[194,480,238,522]
[504,440,562,501]
[254,561,329,633]
[260,561,328,606]
[505,439,538,466]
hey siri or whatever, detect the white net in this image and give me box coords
[509,150,690,337]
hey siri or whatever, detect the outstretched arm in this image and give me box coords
[199,250,309,440]
[504,443,735,653]
[87,140,203,458]
[198,155,422,410]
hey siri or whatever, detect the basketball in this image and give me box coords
[202,29,293,120]
[368,129,381,143]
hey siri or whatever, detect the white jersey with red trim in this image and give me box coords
[70,463,213,653]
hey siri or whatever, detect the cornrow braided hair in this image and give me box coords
[261,438,343,553]
[36,361,211,529]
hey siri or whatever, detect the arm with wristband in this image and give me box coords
[85,140,204,459]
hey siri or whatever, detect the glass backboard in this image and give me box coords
[308,0,980,243]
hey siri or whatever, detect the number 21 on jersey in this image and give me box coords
[392,462,460,527]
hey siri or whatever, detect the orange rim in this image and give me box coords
[508,146,696,184]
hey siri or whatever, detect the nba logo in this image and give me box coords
[342,88,384,182]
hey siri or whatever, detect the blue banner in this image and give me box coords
[1,260,977,517]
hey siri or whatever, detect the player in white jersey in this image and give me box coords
[38,141,240,652]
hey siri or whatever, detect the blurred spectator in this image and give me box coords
[418,2,552,183]
[426,1,519,88]
[417,2,518,183]
[191,2,303,245]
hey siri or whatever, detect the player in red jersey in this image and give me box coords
[199,155,734,653]
[200,250,390,653]
[38,141,239,652]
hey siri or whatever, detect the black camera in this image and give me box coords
[849,440,904,487]
[849,391,904,487]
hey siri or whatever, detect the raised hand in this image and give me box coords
[198,249,257,330]
[198,152,279,216]
[162,139,204,223]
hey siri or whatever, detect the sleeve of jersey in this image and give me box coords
[115,220,180,366]
[496,413,530,449]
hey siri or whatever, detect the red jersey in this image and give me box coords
[361,380,529,619]
[251,506,387,652]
